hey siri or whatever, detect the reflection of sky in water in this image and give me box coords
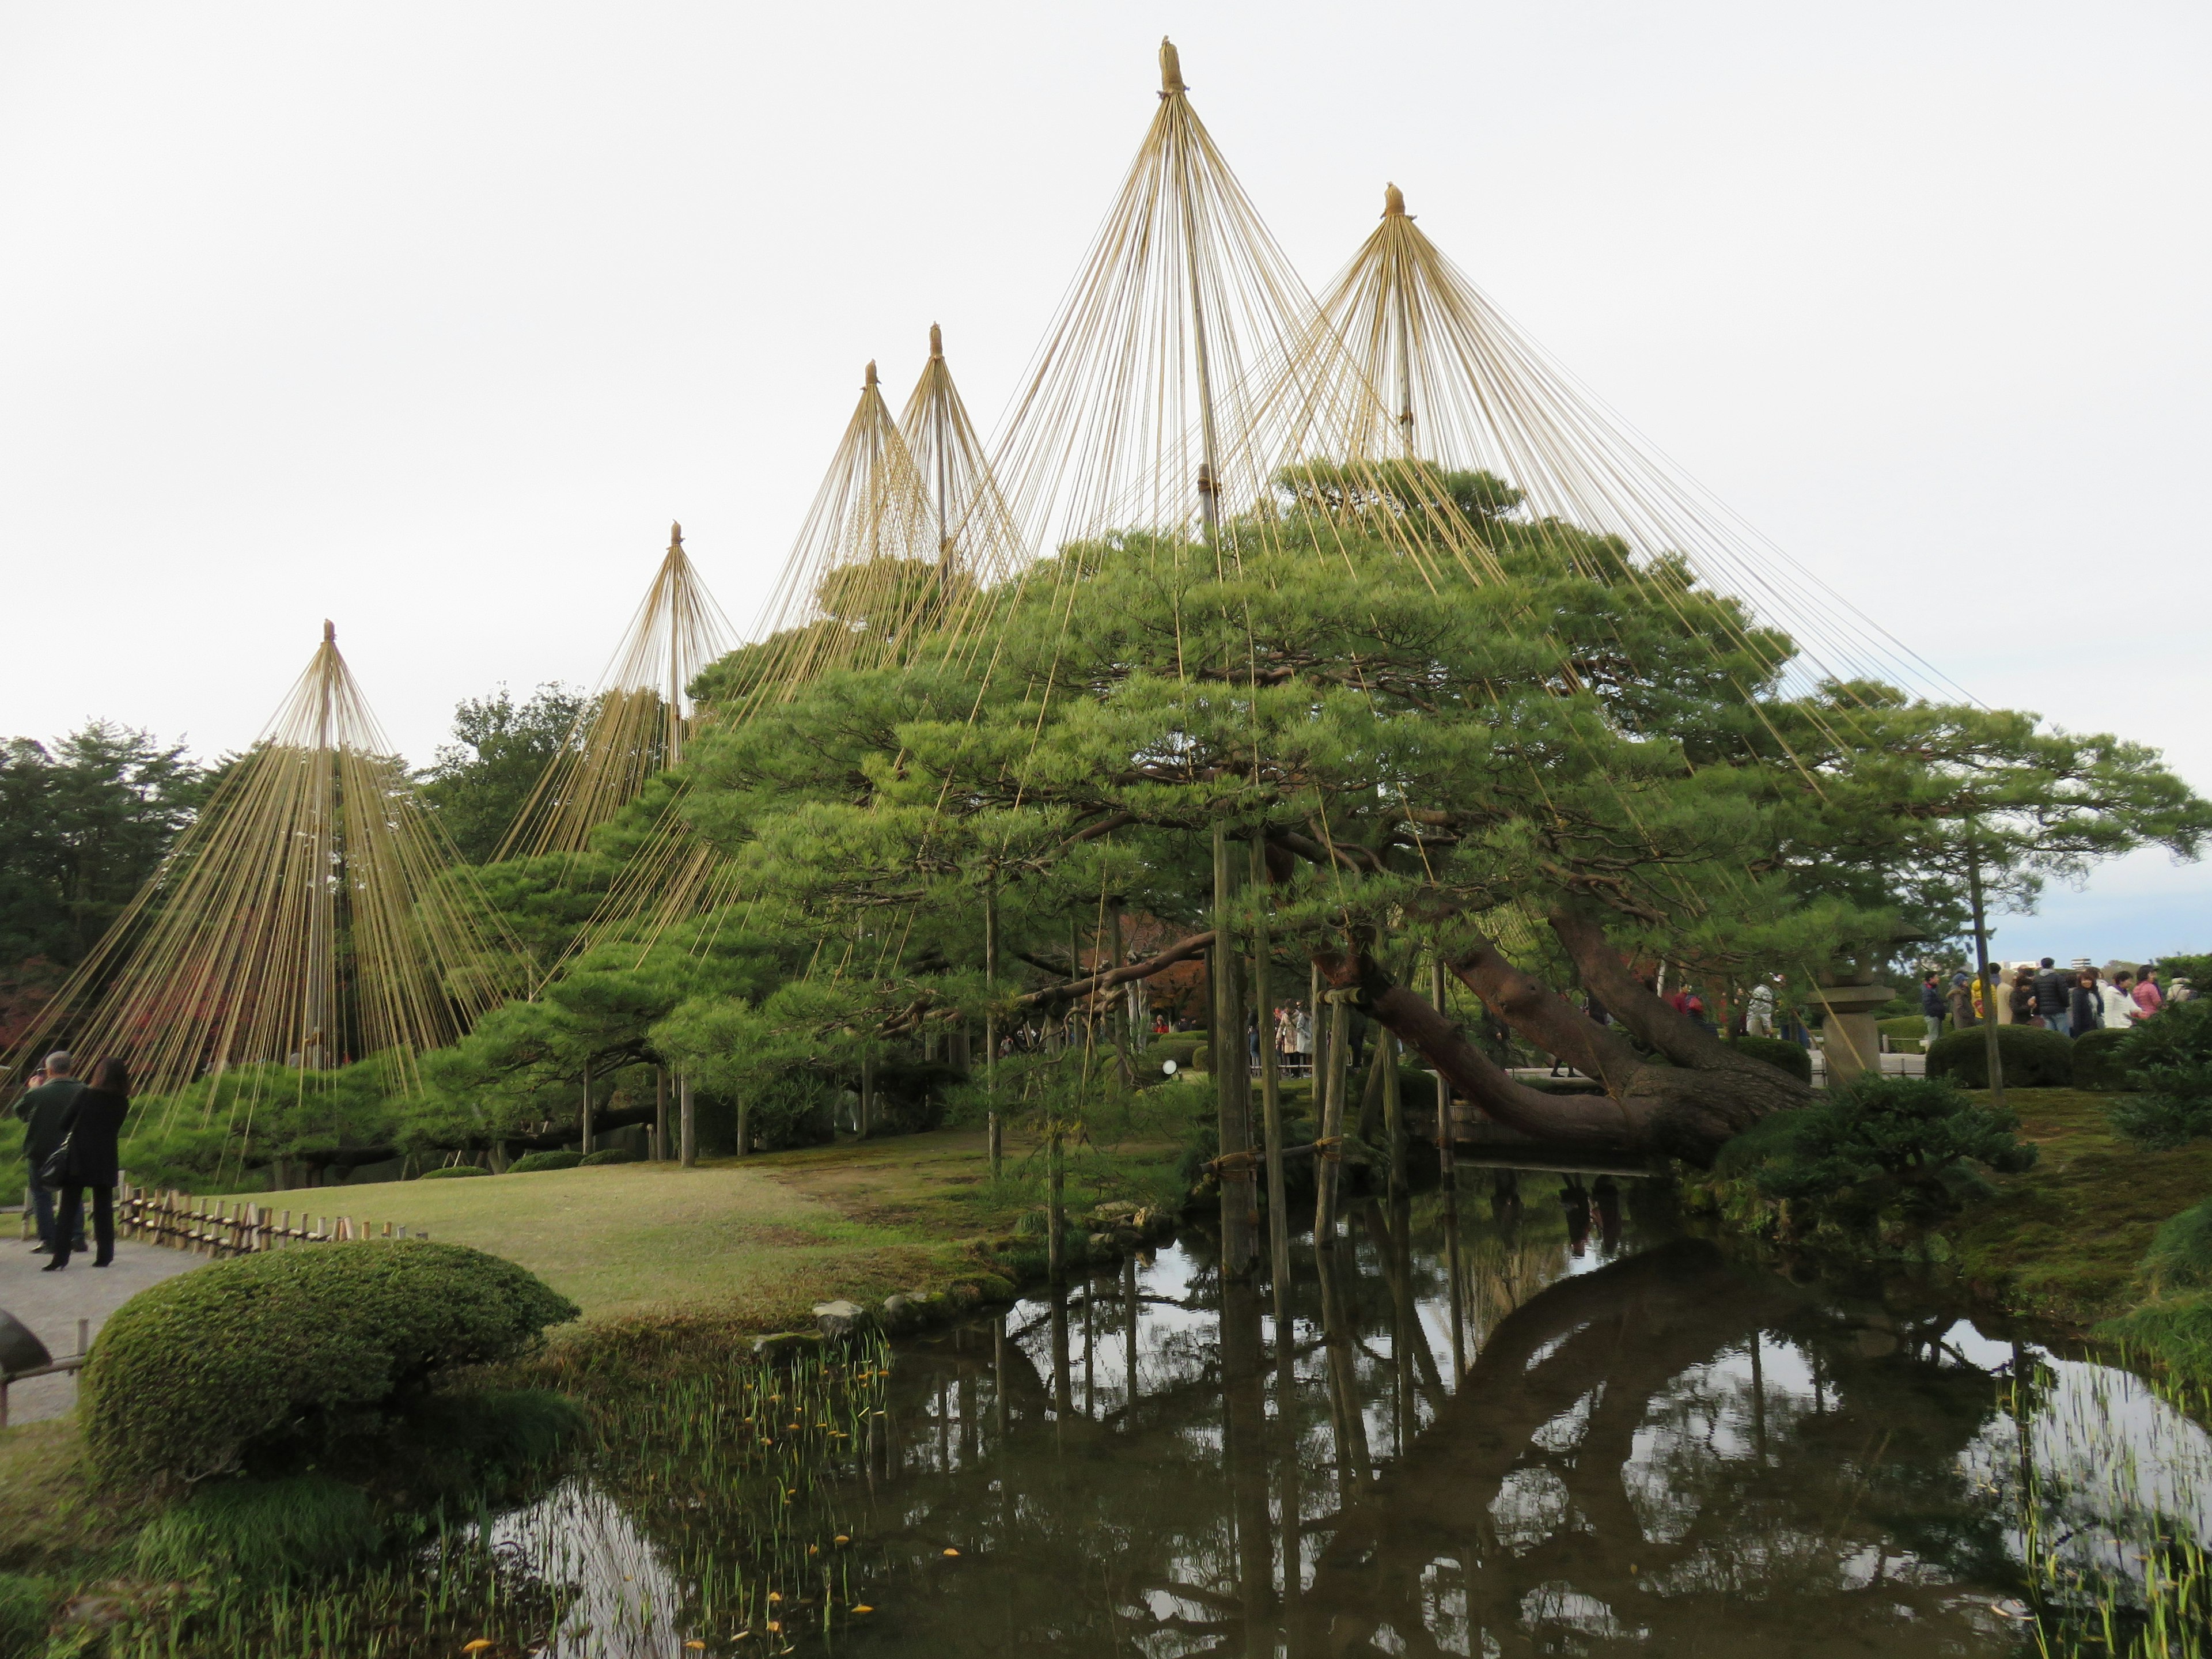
[482,1184,2212,1657]
[488,1479,689,1659]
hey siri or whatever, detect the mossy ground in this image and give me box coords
[211,1088,1203,1331]
[1946,1088,2212,1322]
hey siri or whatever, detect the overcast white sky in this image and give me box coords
[2,1,2206,962]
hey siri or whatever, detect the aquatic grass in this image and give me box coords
[581,1338,893,1650]
[94,1520,571,1659]
[2003,1361,2211,1658]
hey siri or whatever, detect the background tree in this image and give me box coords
[0,722,204,1044]
[420,684,589,863]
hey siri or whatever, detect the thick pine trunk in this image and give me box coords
[1316,907,1809,1164]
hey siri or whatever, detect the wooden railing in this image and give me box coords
[115,1184,430,1258]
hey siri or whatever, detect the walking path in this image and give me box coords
[0,1233,203,1424]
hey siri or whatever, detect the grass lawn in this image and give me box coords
[214,1094,1201,1331]
[1950,1088,2212,1321]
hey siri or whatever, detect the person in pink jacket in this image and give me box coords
[2134,969,2165,1017]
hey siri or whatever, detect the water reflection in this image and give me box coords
[506,1175,2212,1657]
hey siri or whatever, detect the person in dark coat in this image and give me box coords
[2068,971,2104,1039]
[44,1056,129,1271]
[2032,957,2073,1035]
[13,1051,86,1255]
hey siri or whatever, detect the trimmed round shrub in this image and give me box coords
[1727,1035,1813,1084]
[134,1474,380,1584]
[506,1150,584,1174]
[417,1164,489,1180]
[82,1238,579,1488]
[2070,1027,2137,1092]
[1925,1023,2074,1089]
[578,1148,635,1166]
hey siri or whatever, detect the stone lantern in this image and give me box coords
[1812,970,1893,1088]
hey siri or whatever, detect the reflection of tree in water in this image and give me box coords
[588,1194,2050,1657]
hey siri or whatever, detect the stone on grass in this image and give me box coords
[813,1300,869,1342]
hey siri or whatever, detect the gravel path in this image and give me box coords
[0,1227,203,1425]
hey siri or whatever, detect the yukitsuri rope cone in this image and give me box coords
[499,521,736,863]
[5,623,518,1111]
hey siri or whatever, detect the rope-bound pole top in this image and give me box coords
[1159,37,1186,97]
[322,620,336,644]
[865,360,878,388]
[669,521,683,547]
[1384,182,1408,218]
[929,322,943,360]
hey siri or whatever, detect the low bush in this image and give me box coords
[1727,1035,1813,1084]
[2069,1027,2136,1092]
[0,1574,45,1659]
[506,1150,583,1174]
[2107,998,2212,1150]
[2138,1199,2212,1299]
[416,1164,488,1180]
[134,1474,380,1584]
[1735,1073,2037,1225]
[2094,1296,2212,1385]
[578,1148,635,1166]
[1925,1022,2075,1089]
[82,1239,579,1489]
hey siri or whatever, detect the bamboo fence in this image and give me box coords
[111,1184,430,1257]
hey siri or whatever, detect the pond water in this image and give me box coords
[494,1173,2211,1658]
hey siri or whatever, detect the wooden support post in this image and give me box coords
[1250,837,1292,1316]
[1315,992,1353,1244]
[1211,822,1256,1277]
[678,1073,696,1168]
[1382,1030,1406,1195]
[985,868,1002,1181]
[655,1067,670,1161]
[1431,956,1456,1175]
[579,1059,594,1156]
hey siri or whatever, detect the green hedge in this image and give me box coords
[578,1148,635,1166]
[82,1239,579,1488]
[506,1150,583,1174]
[2070,1027,2137,1092]
[416,1164,488,1180]
[1728,1035,1813,1084]
[1925,1023,2075,1088]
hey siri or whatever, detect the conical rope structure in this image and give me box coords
[896,324,1027,662]
[971,40,1494,598]
[719,361,938,715]
[560,338,1029,970]
[4,623,519,1107]
[498,522,736,864]
[1284,182,1954,702]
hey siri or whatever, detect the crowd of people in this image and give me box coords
[1918,958,2191,1043]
